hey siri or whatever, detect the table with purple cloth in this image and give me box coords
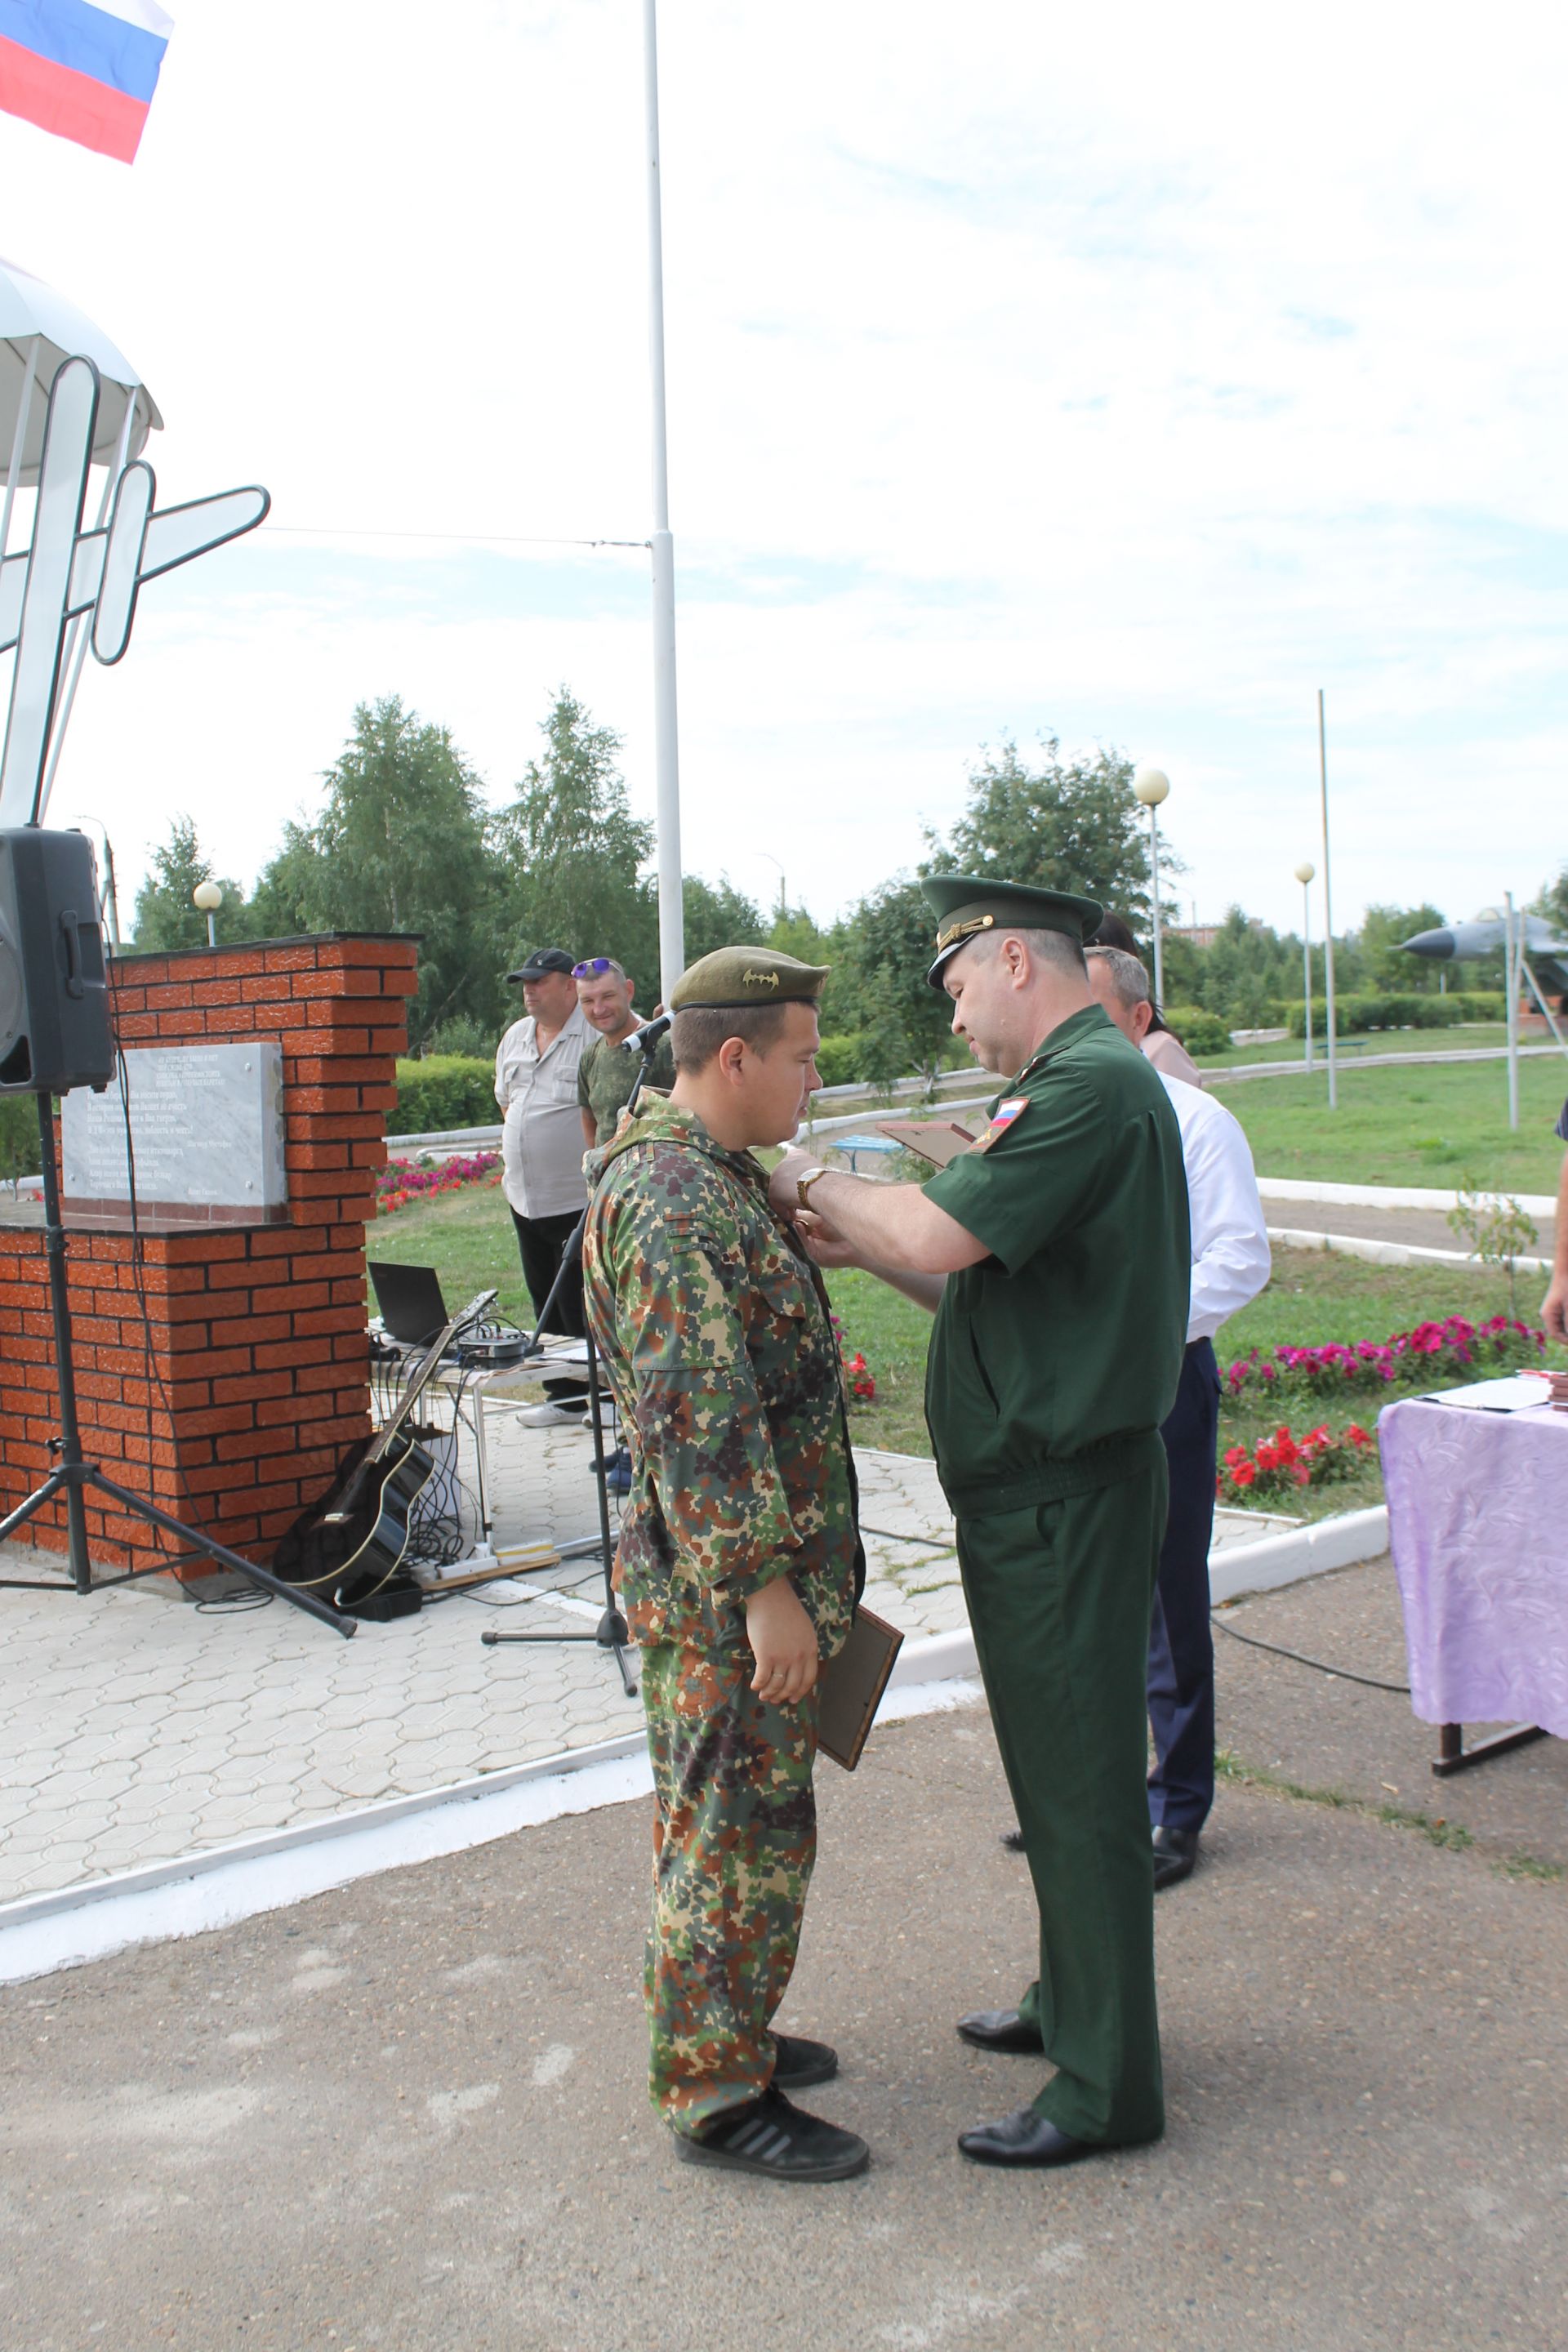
[1379,1396,1568,1771]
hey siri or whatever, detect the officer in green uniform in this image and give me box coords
[769,878,1190,2169]
[581,947,870,2185]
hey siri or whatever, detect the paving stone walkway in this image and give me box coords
[0,1398,1290,1909]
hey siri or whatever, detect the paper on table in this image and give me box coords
[1423,1373,1554,1413]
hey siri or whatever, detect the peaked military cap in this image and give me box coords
[922,874,1103,989]
[670,945,831,1011]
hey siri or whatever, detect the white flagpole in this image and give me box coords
[1318,688,1338,1110]
[644,0,684,1003]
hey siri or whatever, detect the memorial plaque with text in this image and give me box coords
[61,1042,287,1224]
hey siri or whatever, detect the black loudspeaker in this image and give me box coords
[0,827,115,1095]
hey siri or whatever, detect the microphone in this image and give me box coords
[621,1012,673,1056]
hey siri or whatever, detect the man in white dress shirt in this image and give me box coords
[1086,947,1271,1886]
[496,946,594,1425]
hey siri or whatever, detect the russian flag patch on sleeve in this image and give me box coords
[970,1098,1029,1154]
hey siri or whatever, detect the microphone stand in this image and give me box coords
[481,1027,667,1696]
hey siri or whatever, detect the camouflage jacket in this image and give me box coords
[581,1094,862,1655]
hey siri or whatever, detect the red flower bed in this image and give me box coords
[376,1151,501,1215]
[830,1314,877,1404]
[1219,1421,1373,1503]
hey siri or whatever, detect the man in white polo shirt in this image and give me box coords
[496,946,593,1425]
[1086,947,1272,1887]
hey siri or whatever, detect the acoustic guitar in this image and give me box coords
[271,1288,497,1610]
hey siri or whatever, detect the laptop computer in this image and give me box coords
[368,1260,450,1348]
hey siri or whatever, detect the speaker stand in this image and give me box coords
[0,1094,350,1637]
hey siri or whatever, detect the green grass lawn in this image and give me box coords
[372,1184,1564,1524]
[367,1180,535,1326]
[1213,1054,1565,1192]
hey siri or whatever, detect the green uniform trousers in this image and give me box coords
[639,1637,819,2136]
[956,1450,1168,2148]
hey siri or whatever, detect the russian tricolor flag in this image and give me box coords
[0,0,172,163]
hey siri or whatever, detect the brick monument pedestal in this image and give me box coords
[0,934,416,1577]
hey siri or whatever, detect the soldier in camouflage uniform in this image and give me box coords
[581,947,869,2182]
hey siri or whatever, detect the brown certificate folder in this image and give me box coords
[875,1118,976,1169]
[817,1606,904,1771]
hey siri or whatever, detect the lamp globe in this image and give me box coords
[192,881,223,912]
[1133,767,1170,808]
[1294,861,1316,885]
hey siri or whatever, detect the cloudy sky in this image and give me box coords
[8,0,1567,938]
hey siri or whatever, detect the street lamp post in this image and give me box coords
[1294,861,1316,1070]
[1134,768,1171,1005]
[193,879,222,949]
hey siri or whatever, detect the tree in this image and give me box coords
[492,688,658,983]
[1530,866,1568,934]
[929,737,1158,924]
[130,816,249,951]
[680,875,767,969]
[1358,902,1448,993]
[837,875,955,1083]
[257,695,499,1049]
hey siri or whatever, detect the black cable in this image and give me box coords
[1211,1608,1411,1694]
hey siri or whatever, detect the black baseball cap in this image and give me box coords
[506,947,576,983]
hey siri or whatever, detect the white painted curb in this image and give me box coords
[1267,1226,1551,1277]
[1209,1505,1388,1606]
[0,1631,983,1985]
[0,1490,1394,1987]
[1257,1176,1558,1216]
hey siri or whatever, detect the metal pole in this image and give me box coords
[644,0,684,1004]
[68,816,121,950]
[0,333,42,564]
[1147,803,1165,1004]
[205,910,216,949]
[101,829,121,951]
[1503,891,1520,1131]
[37,390,140,822]
[1318,689,1338,1110]
[1303,883,1313,1071]
[35,1094,93,1592]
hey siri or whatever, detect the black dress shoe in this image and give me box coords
[1000,1825,1026,1852]
[1152,1824,1199,1890]
[958,2108,1093,2168]
[675,2085,869,2180]
[956,2007,1045,2054]
[772,2032,838,2090]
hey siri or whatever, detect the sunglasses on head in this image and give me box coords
[572,958,617,978]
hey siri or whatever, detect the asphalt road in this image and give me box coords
[2,1657,1564,2352]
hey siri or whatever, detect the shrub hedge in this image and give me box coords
[1285,991,1507,1038]
[1160,1005,1232,1056]
[394,1055,498,1133]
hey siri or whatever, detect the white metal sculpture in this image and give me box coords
[0,353,268,828]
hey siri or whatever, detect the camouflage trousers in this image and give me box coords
[639,1636,819,2136]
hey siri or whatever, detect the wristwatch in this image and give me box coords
[796,1165,831,1212]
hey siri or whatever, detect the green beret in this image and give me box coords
[670,945,831,1011]
[921,874,1103,989]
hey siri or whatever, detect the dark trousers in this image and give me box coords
[510,1205,588,1402]
[1147,1337,1222,1835]
[958,1452,1168,2148]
